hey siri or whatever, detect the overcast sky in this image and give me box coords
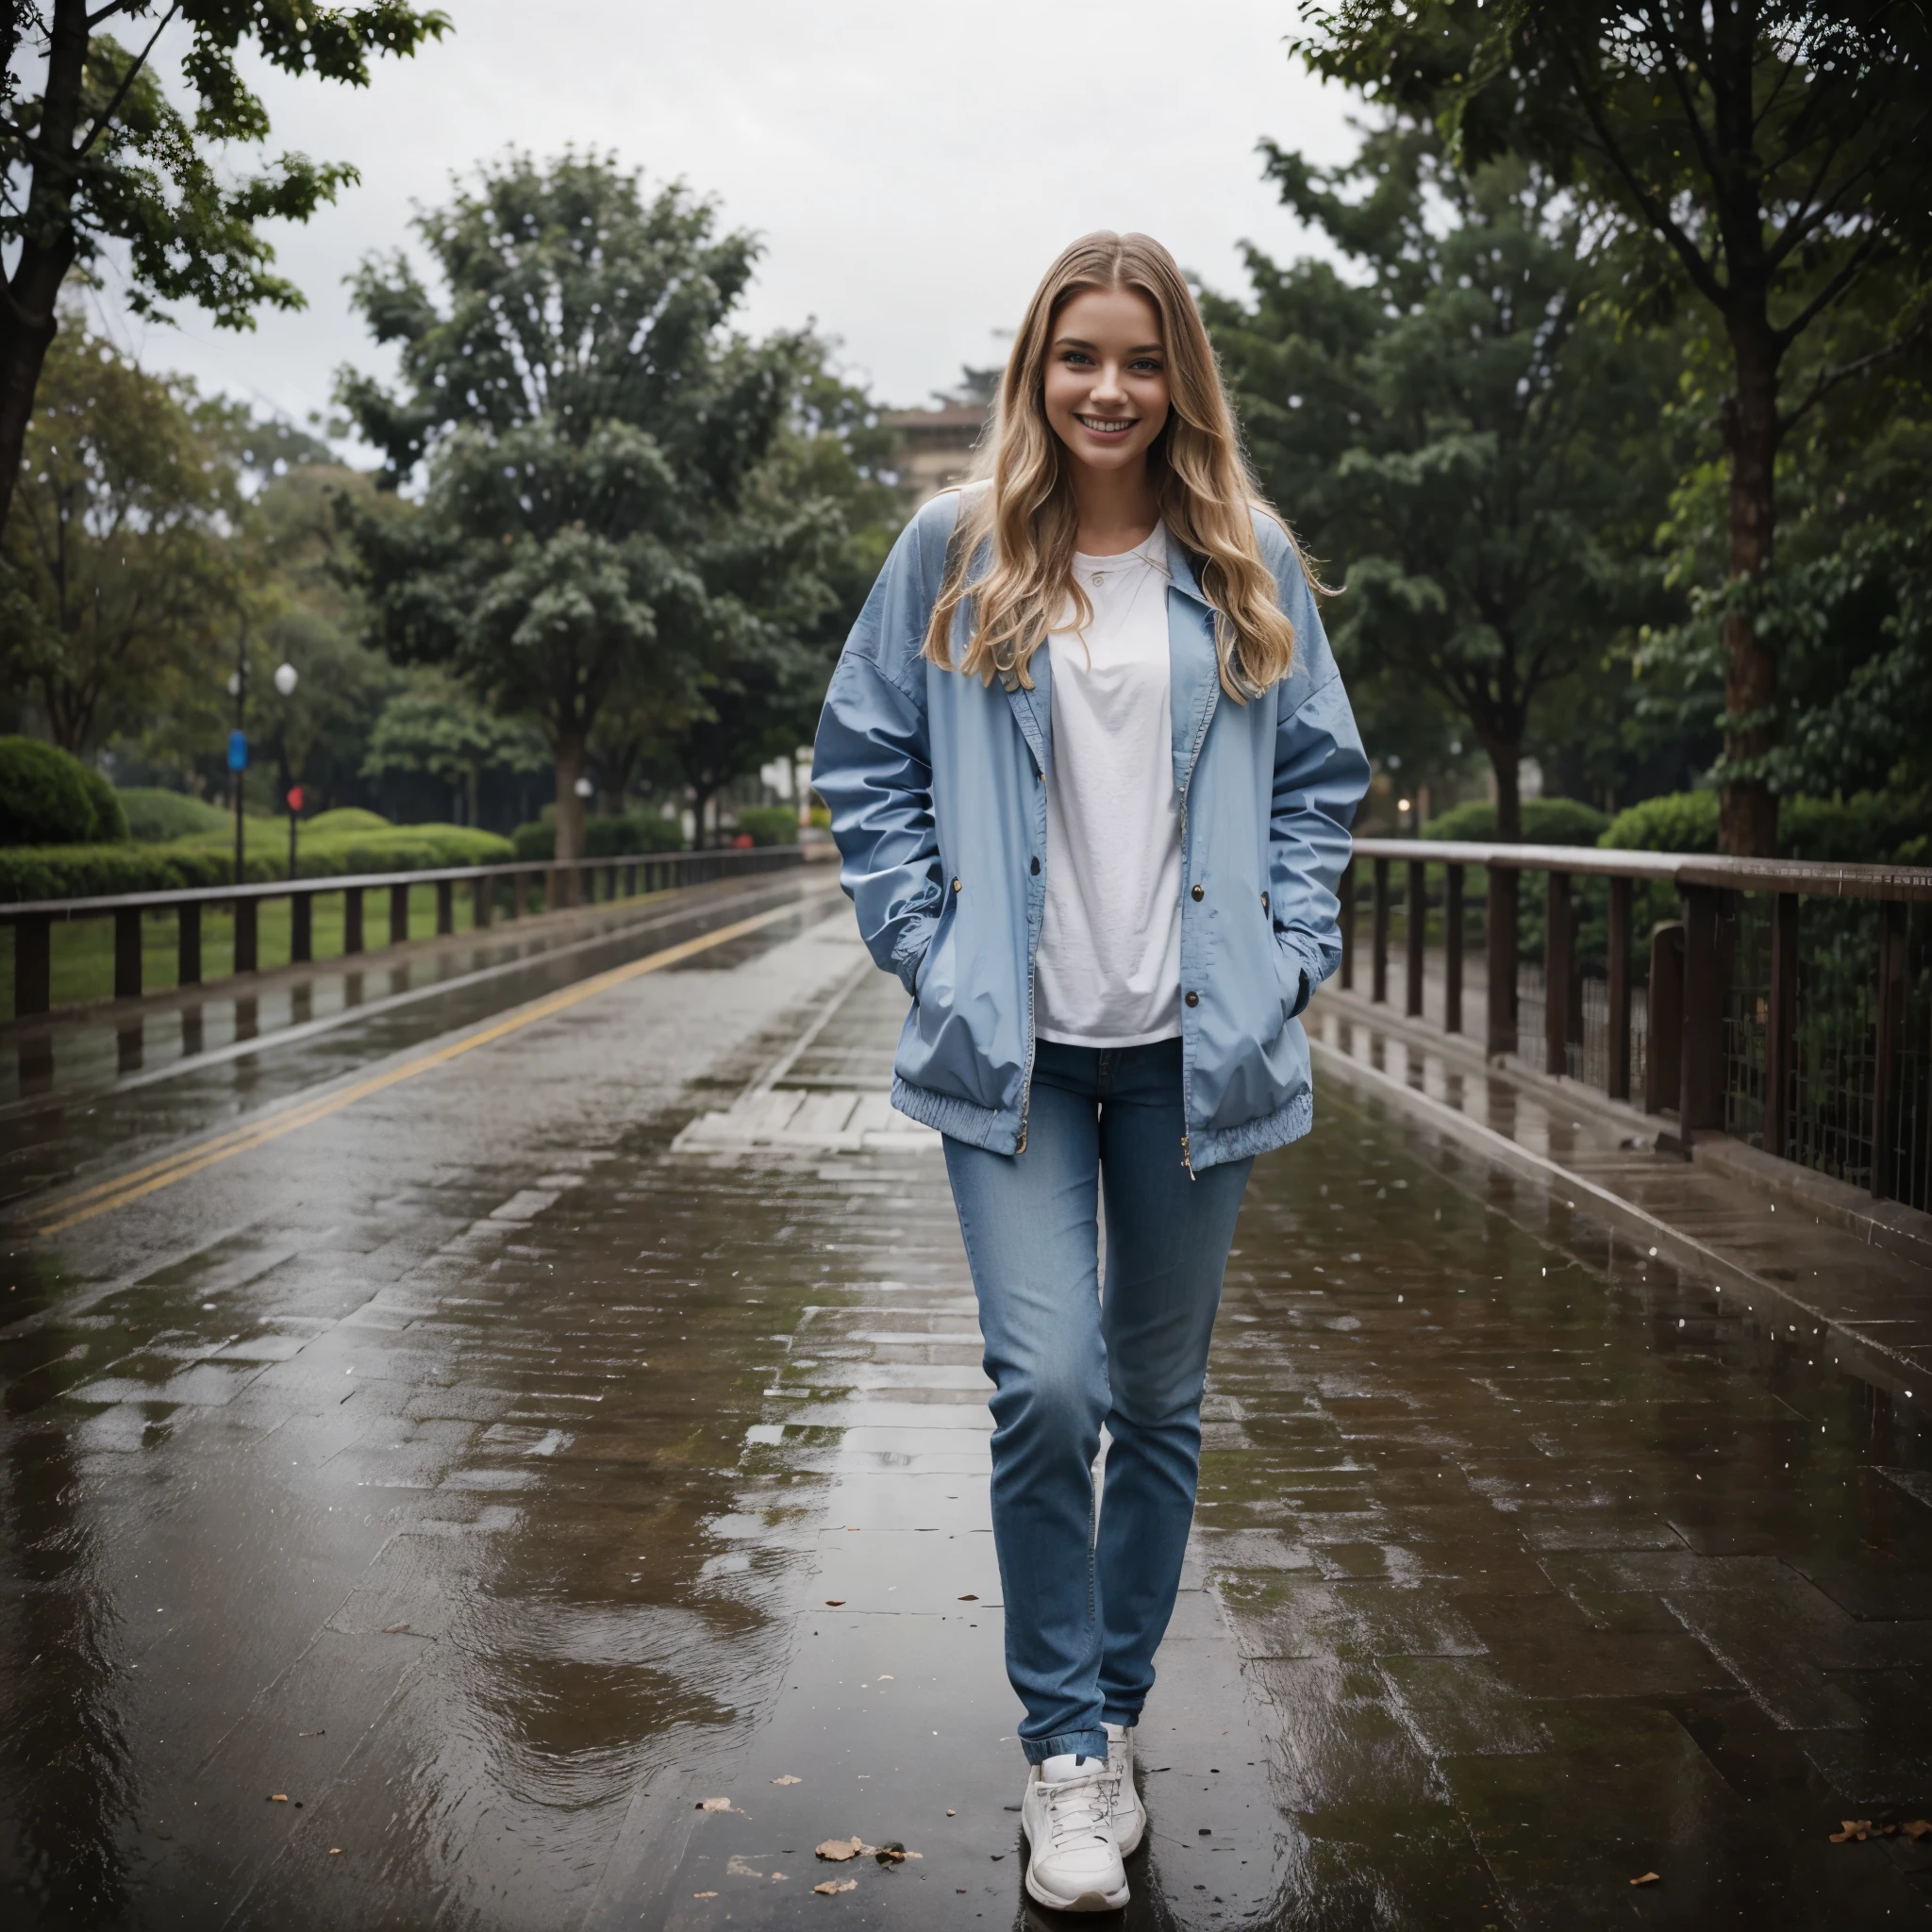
[83,1,1361,449]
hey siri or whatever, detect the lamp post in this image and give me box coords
[227,627,249,886]
[274,662,300,879]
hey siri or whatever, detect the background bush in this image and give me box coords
[0,737,128,845]
[731,806,802,846]
[0,823,512,901]
[1423,796,1611,846]
[117,787,244,841]
[510,811,688,860]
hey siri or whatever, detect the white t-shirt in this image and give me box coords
[1035,523,1183,1048]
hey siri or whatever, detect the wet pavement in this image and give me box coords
[4,901,1932,1928]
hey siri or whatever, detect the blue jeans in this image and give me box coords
[943,1037,1253,1765]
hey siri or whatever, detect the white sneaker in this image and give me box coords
[1104,1722,1146,1857]
[1019,1758,1129,1912]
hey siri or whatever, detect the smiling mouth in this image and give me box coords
[1075,414,1137,435]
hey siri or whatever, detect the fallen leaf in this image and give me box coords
[957,1593,977,1602]
[875,1841,908,1862]
[1902,1820,1932,1840]
[695,1798,733,1812]
[771,1872,789,1881]
[815,1837,871,1860]
[824,1599,845,1607]
[945,1809,957,1817]
[772,1774,803,1786]
[328,1849,341,1857]
[812,1878,858,1895]
[1830,1820,1875,1843]
[1630,1872,1659,1886]
[268,1794,289,1804]
[381,1623,411,1635]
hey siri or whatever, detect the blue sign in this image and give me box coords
[227,729,248,773]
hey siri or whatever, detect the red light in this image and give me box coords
[287,787,305,812]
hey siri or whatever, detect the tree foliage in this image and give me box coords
[1289,0,1932,853]
[1208,121,1678,837]
[1,313,240,753]
[0,0,449,537]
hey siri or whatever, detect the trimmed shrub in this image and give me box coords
[1599,790,1928,862]
[77,764,129,842]
[0,823,513,902]
[118,787,241,841]
[0,737,101,845]
[511,811,688,860]
[1423,796,1610,846]
[304,807,391,834]
[1600,791,1720,854]
[731,806,802,847]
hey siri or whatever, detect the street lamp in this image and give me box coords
[275,662,298,697]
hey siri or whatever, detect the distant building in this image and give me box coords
[880,400,988,505]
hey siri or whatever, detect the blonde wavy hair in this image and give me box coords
[924,230,1302,702]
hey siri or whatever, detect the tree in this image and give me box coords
[1291,0,1932,853]
[0,1,448,539]
[659,362,901,842]
[339,150,813,875]
[361,673,547,824]
[1207,122,1677,838]
[1,312,240,752]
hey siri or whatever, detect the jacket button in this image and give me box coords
[1191,883,1204,902]
[1261,891,1270,912]
[1030,857,1041,875]
[1184,990,1200,1008]
[951,877,961,892]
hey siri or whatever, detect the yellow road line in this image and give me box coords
[35,901,808,1238]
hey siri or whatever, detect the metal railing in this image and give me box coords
[2,845,808,1020]
[1340,838,1932,1212]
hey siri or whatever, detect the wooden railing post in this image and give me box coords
[1873,898,1908,1200]
[1406,858,1426,1018]
[1764,891,1798,1159]
[436,878,455,936]
[1607,875,1632,1101]
[1487,867,1518,1058]
[14,915,52,1017]
[1646,922,1683,1115]
[473,874,493,929]
[114,908,142,1001]
[1339,858,1357,991]
[1371,856,1391,1004]
[291,891,313,964]
[1545,871,1574,1077]
[343,886,364,955]
[1679,886,1724,1136]
[389,881,409,946]
[178,901,202,988]
[234,897,258,974]
[1443,864,1464,1034]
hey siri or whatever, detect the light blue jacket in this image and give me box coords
[812,491,1369,1171]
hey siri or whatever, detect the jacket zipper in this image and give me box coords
[1015,759,1045,1156]
[1174,680,1218,1179]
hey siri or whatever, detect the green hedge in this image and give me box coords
[117,787,245,841]
[0,736,127,844]
[1423,796,1611,846]
[732,806,802,847]
[1600,789,1928,863]
[510,811,689,859]
[0,823,512,902]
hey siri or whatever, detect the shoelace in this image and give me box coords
[1041,1771,1113,1852]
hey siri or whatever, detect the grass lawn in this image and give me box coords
[3,876,560,1014]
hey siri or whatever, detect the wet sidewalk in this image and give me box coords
[4,912,1932,1928]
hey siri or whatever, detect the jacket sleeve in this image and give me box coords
[1267,552,1371,1018]
[812,512,946,994]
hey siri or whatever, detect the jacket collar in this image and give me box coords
[992,530,1221,794]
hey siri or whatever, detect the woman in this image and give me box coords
[813,231,1368,1913]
